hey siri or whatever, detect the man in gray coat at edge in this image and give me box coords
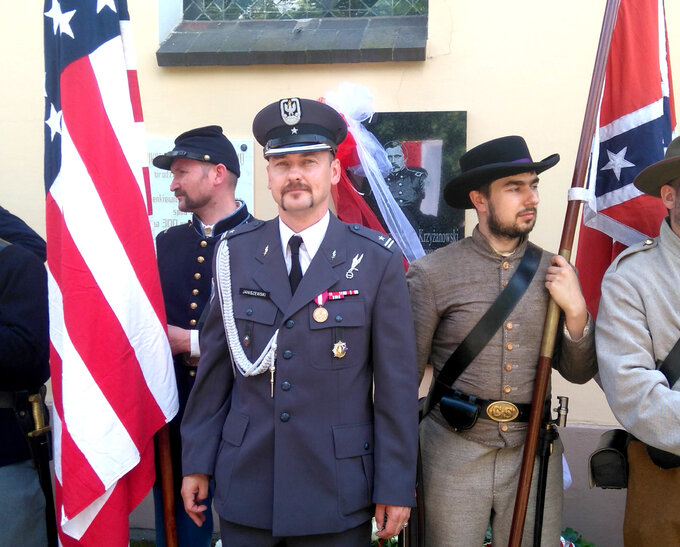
[597,136,680,544]
[179,97,419,546]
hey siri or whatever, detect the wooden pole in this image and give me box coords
[157,424,178,547]
[507,1,621,545]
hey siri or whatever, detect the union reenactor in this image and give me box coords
[407,135,597,546]
[597,136,680,544]
[0,212,53,546]
[180,98,419,546]
[152,126,253,546]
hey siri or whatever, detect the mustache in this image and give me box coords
[517,207,537,216]
[282,182,312,194]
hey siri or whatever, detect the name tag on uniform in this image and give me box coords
[240,288,270,299]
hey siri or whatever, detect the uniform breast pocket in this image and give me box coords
[234,297,278,358]
[309,299,367,370]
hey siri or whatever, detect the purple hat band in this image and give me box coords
[512,157,532,163]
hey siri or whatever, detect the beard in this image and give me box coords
[487,199,537,239]
[176,192,210,212]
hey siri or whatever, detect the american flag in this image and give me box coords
[575,0,676,317]
[44,1,178,545]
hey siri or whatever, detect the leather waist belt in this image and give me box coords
[477,398,550,423]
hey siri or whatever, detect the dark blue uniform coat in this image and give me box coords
[181,214,419,536]
[0,241,49,467]
[155,203,251,488]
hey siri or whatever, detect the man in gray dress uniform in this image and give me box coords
[407,135,597,546]
[597,136,680,545]
[180,98,419,546]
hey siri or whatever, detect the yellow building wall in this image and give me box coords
[2,1,679,426]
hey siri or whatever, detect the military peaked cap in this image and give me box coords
[153,125,241,177]
[252,98,347,157]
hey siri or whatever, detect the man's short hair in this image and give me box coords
[384,140,403,151]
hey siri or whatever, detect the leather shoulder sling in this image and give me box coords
[424,242,542,418]
[645,335,680,468]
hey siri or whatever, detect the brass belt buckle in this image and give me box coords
[486,401,519,422]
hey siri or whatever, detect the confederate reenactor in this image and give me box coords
[152,126,253,546]
[180,98,419,546]
[597,136,680,544]
[407,135,597,546]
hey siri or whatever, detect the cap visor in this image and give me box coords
[265,143,333,157]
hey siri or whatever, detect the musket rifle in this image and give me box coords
[508,1,621,545]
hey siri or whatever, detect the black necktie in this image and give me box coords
[288,235,303,294]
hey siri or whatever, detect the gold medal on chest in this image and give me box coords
[313,306,329,323]
[332,340,348,358]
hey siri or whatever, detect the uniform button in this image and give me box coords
[281,381,291,391]
[502,280,509,287]
[280,412,290,422]
[285,319,295,328]
[503,385,512,394]
[190,302,198,310]
[506,343,513,351]
[192,289,199,296]
[283,350,293,359]
[352,224,360,231]
[335,315,343,322]
[189,319,197,326]
[194,273,201,280]
[364,442,370,450]
[500,424,509,432]
[502,261,510,270]
[506,322,513,330]
[200,240,208,247]
[197,256,205,263]
[644,238,653,245]
[189,369,196,377]
[398,191,403,195]
[505,364,513,372]
[246,308,253,316]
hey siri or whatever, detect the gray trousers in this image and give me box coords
[0,459,47,547]
[420,417,563,547]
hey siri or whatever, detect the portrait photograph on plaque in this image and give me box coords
[360,111,467,254]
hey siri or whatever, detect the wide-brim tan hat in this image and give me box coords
[634,136,680,197]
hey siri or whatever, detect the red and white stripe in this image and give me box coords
[47,22,177,546]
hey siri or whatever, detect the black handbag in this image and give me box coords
[588,428,630,489]
[438,388,480,431]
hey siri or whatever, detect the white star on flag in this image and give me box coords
[600,146,635,180]
[97,0,117,13]
[45,104,62,141]
[45,0,76,38]
[291,127,298,134]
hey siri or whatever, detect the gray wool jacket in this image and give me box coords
[597,218,680,455]
[407,226,597,448]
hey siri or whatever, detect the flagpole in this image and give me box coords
[508,0,621,544]
[157,425,178,547]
